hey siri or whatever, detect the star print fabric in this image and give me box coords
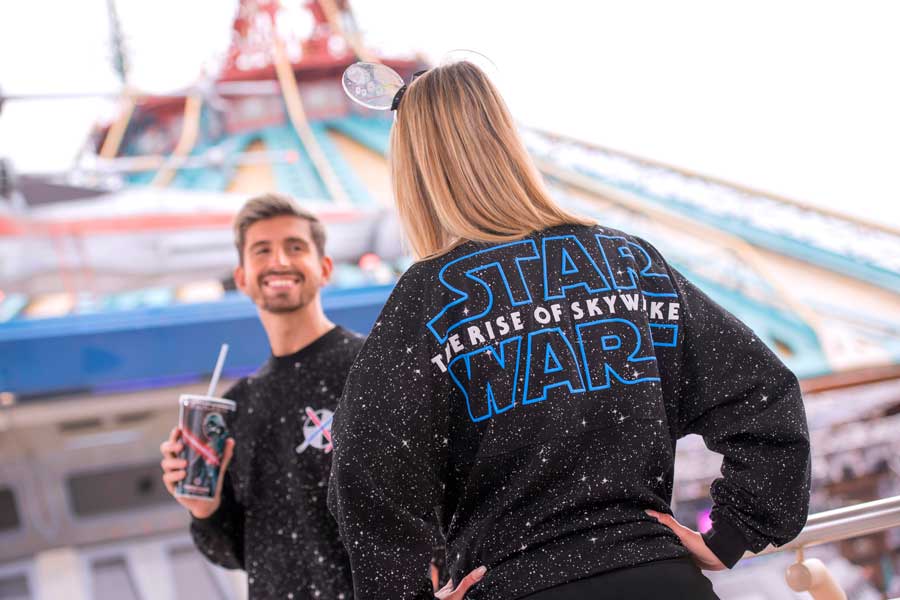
[662,265,811,568]
[327,224,811,600]
[191,326,365,599]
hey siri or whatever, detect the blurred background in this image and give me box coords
[0,1,898,599]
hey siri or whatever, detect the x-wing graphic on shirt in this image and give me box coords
[426,233,683,422]
[296,407,334,454]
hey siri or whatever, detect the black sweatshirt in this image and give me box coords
[191,326,365,600]
[327,224,811,600]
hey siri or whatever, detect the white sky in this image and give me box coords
[1,0,898,228]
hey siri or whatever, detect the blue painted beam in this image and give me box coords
[0,286,393,399]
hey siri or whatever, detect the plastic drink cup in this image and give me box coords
[174,394,236,500]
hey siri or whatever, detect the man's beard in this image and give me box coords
[261,292,313,314]
[256,270,316,314]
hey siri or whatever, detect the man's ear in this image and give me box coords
[319,255,334,286]
[234,264,247,294]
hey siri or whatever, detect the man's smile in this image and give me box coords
[261,273,303,290]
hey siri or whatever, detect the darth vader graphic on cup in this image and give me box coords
[175,394,236,500]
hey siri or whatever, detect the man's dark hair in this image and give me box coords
[233,193,327,263]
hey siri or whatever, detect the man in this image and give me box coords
[160,193,481,599]
[160,193,365,599]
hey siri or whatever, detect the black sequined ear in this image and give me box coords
[390,84,409,111]
[390,70,429,112]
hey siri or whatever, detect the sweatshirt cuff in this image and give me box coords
[702,517,751,568]
[190,507,223,529]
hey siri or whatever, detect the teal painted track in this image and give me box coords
[123,108,380,205]
[523,131,900,296]
[583,171,900,296]
[324,114,392,156]
[309,121,375,206]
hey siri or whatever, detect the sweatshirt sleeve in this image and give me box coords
[190,470,246,569]
[654,250,811,568]
[328,267,446,600]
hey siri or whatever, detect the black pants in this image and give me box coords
[521,558,719,600]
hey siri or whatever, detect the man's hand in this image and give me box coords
[434,566,486,599]
[160,427,235,519]
[645,509,726,571]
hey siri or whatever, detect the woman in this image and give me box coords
[327,61,810,600]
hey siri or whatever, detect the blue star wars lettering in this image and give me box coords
[427,234,681,422]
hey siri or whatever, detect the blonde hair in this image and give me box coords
[389,61,594,260]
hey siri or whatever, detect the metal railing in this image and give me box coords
[743,495,900,599]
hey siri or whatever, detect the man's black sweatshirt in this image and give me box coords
[191,326,364,599]
[327,224,811,600]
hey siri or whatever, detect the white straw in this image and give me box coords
[207,343,229,397]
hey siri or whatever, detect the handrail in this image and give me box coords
[736,495,900,599]
[745,494,900,558]
[805,494,900,526]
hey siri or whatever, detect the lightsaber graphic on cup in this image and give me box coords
[175,344,236,500]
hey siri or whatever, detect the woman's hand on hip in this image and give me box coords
[645,509,727,571]
[434,566,487,599]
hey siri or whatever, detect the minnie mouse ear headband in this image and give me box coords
[341,62,428,111]
[390,70,429,111]
[341,50,500,112]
